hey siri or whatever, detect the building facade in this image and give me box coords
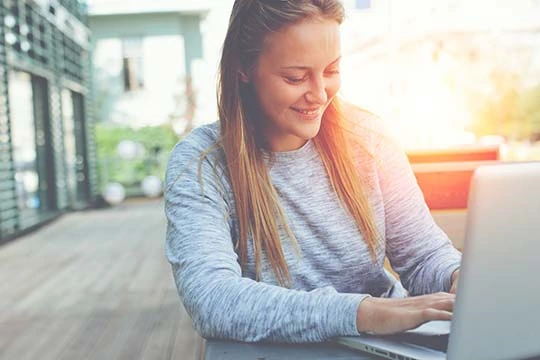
[0,0,98,243]
[88,0,209,133]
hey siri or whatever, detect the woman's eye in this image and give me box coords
[284,76,306,84]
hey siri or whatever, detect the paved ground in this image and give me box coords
[0,199,203,360]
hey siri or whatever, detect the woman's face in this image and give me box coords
[248,18,342,152]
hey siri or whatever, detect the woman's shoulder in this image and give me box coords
[166,121,224,183]
[172,121,220,154]
[168,122,221,162]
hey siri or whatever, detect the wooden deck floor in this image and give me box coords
[0,199,203,360]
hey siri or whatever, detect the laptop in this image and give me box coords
[337,161,540,360]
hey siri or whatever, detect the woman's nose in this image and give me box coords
[305,77,328,105]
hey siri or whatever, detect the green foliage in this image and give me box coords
[472,83,540,141]
[95,124,180,193]
[518,85,540,138]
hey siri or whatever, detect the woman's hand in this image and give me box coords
[356,292,455,335]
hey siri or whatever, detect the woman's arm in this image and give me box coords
[372,119,462,295]
[165,132,368,343]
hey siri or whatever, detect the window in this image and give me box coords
[122,37,144,92]
[8,71,40,212]
[62,89,78,206]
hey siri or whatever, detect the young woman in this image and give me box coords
[165,0,461,343]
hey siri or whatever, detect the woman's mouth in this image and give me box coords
[291,107,321,116]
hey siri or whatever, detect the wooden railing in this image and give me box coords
[408,146,500,210]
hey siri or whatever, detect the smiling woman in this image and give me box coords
[247,18,341,151]
[165,0,462,344]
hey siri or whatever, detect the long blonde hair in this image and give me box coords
[212,0,380,286]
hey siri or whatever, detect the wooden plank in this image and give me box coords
[407,146,500,163]
[0,199,201,360]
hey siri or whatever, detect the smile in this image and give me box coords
[292,108,320,115]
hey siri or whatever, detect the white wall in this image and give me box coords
[91,1,235,129]
[93,35,185,128]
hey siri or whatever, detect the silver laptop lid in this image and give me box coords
[448,162,540,360]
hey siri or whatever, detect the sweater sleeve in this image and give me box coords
[164,131,368,343]
[371,120,462,295]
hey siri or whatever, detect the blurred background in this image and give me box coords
[0,1,539,358]
[1,0,540,240]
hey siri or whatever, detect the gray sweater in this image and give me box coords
[165,111,461,343]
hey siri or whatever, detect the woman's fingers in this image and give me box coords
[426,295,455,312]
[392,293,455,312]
[356,292,456,335]
[420,308,453,322]
[392,292,455,305]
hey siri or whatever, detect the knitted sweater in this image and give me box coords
[165,110,461,343]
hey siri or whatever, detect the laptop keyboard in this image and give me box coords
[385,333,449,353]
